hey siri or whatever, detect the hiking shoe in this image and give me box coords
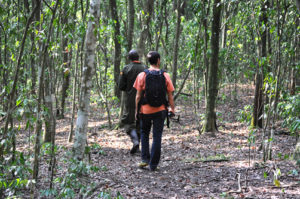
[138,162,149,168]
[130,144,139,154]
[150,166,160,172]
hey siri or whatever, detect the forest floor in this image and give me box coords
[18,84,299,199]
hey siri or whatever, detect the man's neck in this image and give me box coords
[150,64,159,69]
[132,60,140,63]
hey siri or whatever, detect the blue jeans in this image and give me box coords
[140,110,166,170]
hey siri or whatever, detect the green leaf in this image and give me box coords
[9,180,14,187]
[16,178,20,186]
[284,154,289,160]
[274,179,281,187]
[291,169,298,176]
[16,99,22,106]
[0,5,4,15]
[263,172,268,179]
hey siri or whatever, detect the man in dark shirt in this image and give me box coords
[119,50,146,154]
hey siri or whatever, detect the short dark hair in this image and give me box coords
[128,50,139,61]
[147,51,160,65]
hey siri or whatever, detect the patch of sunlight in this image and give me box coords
[88,121,106,127]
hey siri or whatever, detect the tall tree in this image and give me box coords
[252,0,268,128]
[202,0,222,135]
[30,0,41,95]
[33,0,60,180]
[202,0,210,105]
[73,0,100,160]
[60,0,71,118]
[137,0,155,61]
[1,0,39,165]
[109,0,121,98]
[127,0,135,54]
[172,0,185,89]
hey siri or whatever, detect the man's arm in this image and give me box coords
[167,91,175,114]
[118,70,127,91]
[135,90,143,120]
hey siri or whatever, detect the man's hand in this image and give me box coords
[168,111,175,118]
[135,111,139,121]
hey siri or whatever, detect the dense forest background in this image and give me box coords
[0,0,299,198]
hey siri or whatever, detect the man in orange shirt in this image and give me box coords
[134,51,175,171]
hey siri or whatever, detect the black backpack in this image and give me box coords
[142,69,167,107]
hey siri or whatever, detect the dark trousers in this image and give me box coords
[140,110,166,169]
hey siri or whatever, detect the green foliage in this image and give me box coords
[248,129,256,146]
[237,105,252,125]
[278,95,300,134]
[91,143,106,155]
[0,150,34,197]
[99,190,124,199]
[52,158,100,199]
[219,192,234,199]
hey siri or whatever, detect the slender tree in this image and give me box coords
[73,0,100,160]
[127,0,135,54]
[172,0,185,89]
[252,0,268,128]
[137,0,155,61]
[33,0,60,181]
[109,0,121,98]
[202,0,210,105]
[202,0,222,135]
[60,0,71,118]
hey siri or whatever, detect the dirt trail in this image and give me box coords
[83,90,299,198]
[24,85,299,198]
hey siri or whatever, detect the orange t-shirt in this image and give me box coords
[133,68,175,114]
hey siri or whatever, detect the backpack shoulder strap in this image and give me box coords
[159,69,166,77]
[144,69,150,75]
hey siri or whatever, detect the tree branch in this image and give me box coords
[174,60,192,101]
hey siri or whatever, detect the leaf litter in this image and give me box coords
[16,84,299,198]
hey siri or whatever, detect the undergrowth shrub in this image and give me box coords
[278,95,300,135]
[0,149,34,197]
[237,105,252,125]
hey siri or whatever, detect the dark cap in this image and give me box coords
[128,50,139,61]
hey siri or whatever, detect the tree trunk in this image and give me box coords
[155,0,166,51]
[73,0,100,160]
[43,54,56,143]
[33,0,59,180]
[69,44,79,142]
[252,0,267,129]
[202,0,210,106]
[202,0,222,136]
[221,3,229,49]
[109,0,121,98]
[172,0,185,90]
[252,70,263,128]
[2,3,39,154]
[293,137,300,163]
[127,0,134,54]
[266,0,286,161]
[30,0,41,95]
[290,18,298,95]
[137,0,155,61]
[60,0,73,118]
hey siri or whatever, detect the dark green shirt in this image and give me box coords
[119,62,146,127]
